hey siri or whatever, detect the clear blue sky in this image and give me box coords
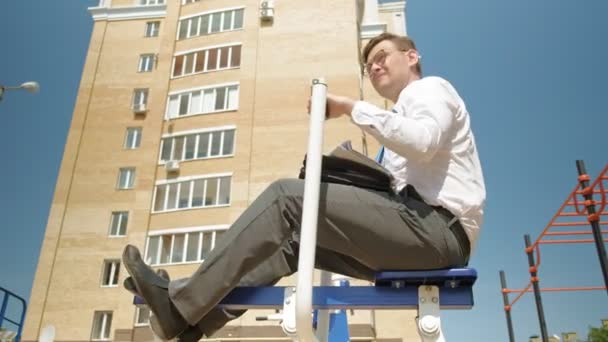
[1,1,607,341]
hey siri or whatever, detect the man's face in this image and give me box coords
[365,40,417,100]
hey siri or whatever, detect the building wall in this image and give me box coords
[24,0,415,341]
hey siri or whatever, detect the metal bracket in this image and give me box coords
[417,285,445,342]
[282,287,298,338]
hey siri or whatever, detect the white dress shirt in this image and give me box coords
[350,76,486,250]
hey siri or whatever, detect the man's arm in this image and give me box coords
[325,82,455,163]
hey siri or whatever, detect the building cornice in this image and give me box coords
[88,4,167,22]
[379,1,406,12]
[360,22,387,39]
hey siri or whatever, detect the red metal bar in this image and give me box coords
[550,221,608,227]
[557,212,589,217]
[508,283,532,307]
[504,286,606,293]
[544,230,608,236]
[530,186,580,251]
[573,190,605,195]
[538,239,608,244]
[557,211,608,216]
[559,211,608,219]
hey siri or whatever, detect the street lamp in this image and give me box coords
[0,81,40,102]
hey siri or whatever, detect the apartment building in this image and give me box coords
[23,0,411,340]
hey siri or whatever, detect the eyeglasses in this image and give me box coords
[363,49,414,76]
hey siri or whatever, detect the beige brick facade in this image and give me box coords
[23,0,416,341]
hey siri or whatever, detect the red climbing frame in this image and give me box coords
[499,162,608,342]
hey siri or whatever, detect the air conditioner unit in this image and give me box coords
[165,160,180,173]
[133,103,147,114]
[260,0,274,21]
[260,8,274,20]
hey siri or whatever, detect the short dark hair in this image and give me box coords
[362,33,422,75]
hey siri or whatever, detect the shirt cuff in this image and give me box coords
[350,101,378,127]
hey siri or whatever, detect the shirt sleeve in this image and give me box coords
[350,80,455,162]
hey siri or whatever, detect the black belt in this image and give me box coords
[398,185,471,263]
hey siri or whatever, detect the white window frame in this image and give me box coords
[171,43,241,79]
[133,88,148,108]
[159,126,236,163]
[152,173,232,214]
[138,54,155,72]
[177,8,245,40]
[134,306,151,326]
[182,0,201,4]
[124,127,142,150]
[165,83,239,119]
[145,21,160,37]
[117,168,136,189]
[109,211,129,237]
[91,311,113,341]
[144,225,229,266]
[139,0,164,5]
[100,260,120,287]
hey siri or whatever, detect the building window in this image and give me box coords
[124,128,142,150]
[138,54,155,72]
[117,168,135,189]
[145,21,160,37]
[182,0,201,4]
[145,228,227,265]
[135,306,151,326]
[132,88,148,112]
[101,260,120,287]
[91,311,113,341]
[178,8,244,40]
[172,44,241,78]
[166,84,239,118]
[139,0,165,5]
[160,128,235,162]
[109,211,128,237]
[153,175,231,213]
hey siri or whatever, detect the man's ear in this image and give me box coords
[406,49,420,67]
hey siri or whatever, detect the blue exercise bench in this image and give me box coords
[135,268,477,341]
[220,268,477,341]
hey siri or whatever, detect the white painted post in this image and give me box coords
[295,78,327,342]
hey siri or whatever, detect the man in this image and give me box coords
[123,32,485,341]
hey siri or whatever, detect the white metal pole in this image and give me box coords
[295,78,327,342]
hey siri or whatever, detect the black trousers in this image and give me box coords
[166,179,469,336]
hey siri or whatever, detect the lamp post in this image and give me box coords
[0,81,40,102]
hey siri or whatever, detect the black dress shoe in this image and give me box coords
[125,280,206,342]
[123,268,206,341]
[122,245,189,340]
